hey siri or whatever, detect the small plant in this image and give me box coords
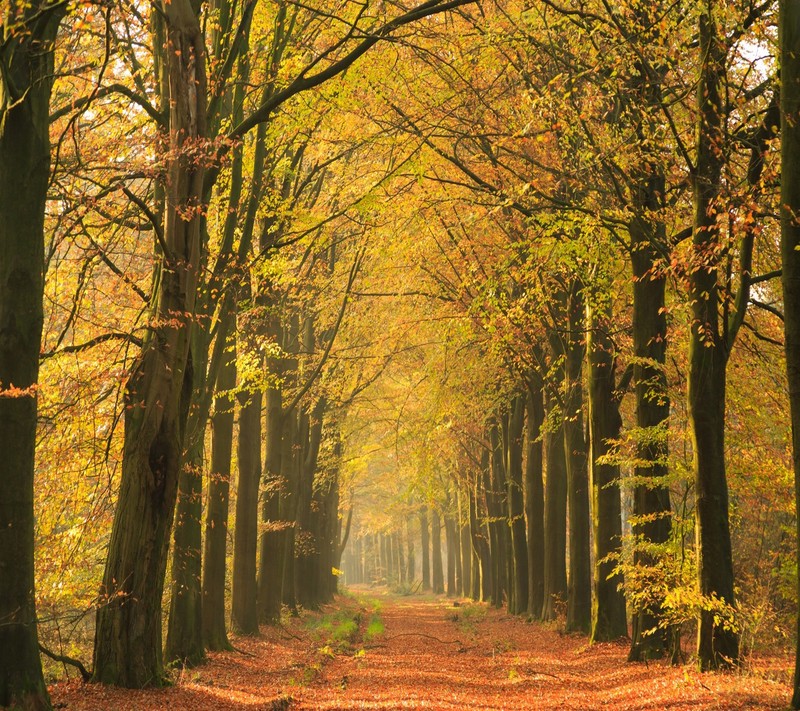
[365,616,385,641]
[492,637,515,655]
[448,602,486,635]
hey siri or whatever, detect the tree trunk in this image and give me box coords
[525,377,546,618]
[459,492,472,597]
[93,2,206,686]
[420,507,431,590]
[690,4,738,669]
[166,328,209,666]
[587,298,627,642]
[281,412,300,614]
[780,2,800,703]
[231,389,262,634]
[627,167,674,662]
[487,423,508,608]
[431,509,445,594]
[564,279,592,633]
[0,6,64,707]
[541,397,568,621]
[258,380,284,622]
[165,430,204,666]
[469,467,491,601]
[202,334,236,650]
[407,516,416,583]
[445,515,458,597]
[506,394,528,614]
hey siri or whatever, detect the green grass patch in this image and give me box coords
[447,602,487,635]
[364,616,385,641]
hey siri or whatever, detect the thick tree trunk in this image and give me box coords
[202,336,236,650]
[0,7,64,707]
[93,3,206,687]
[166,324,210,666]
[525,378,545,618]
[780,2,800,704]
[587,298,627,642]
[690,5,738,669]
[231,389,262,634]
[165,428,204,666]
[627,172,674,662]
[564,280,592,633]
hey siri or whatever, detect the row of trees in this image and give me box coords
[0,0,473,708]
[3,0,800,709]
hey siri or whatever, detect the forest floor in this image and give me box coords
[50,587,793,710]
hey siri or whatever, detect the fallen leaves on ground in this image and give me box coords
[50,588,793,710]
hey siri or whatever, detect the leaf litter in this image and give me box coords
[50,588,792,710]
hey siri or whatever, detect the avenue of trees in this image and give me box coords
[2,0,800,709]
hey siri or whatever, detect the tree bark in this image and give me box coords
[469,467,492,601]
[689,3,738,669]
[587,298,627,642]
[780,1,800,703]
[231,388,262,634]
[506,394,528,614]
[420,507,431,590]
[564,279,592,633]
[525,377,545,618]
[166,329,208,666]
[407,515,416,583]
[487,423,508,608]
[459,492,472,597]
[0,5,65,707]
[202,332,236,650]
[431,509,445,594]
[445,515,458,596]
[93,2,207,686]
[541,396,568,621]
[627,162,674,663]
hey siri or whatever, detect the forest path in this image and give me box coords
[295,587,786,710]
[49,587,791,710]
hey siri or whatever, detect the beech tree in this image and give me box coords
[781,0,800,705]
[0,4,67,709]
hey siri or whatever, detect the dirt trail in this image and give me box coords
[50,589,791,710]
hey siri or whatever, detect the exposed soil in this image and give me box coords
[50,588,793,710]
